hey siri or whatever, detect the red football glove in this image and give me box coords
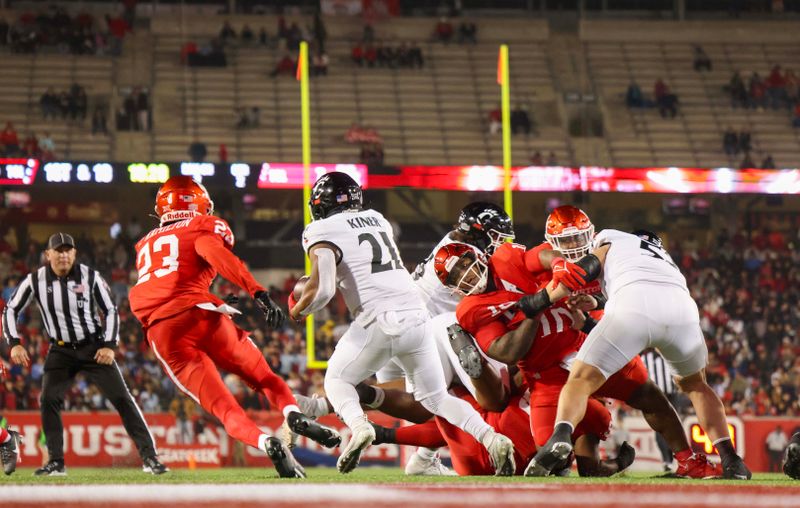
[287,292,298,313]
[551,257,587,291]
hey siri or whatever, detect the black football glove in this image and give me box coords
[254,290,286,329]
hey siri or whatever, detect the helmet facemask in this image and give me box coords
[444,250,489,296]
[485,228,515,255]
[545,225,595,262]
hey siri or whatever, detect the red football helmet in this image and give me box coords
[154,176,214,225]
[545,205,594,261]
[433,242,488,296]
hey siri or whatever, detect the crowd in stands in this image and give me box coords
[625,79,679,119]
[675,219,800,417]
[727,65,798,112]
[433,18,477,45]
[39,84,88,122]
[116,87,150,132]
[2,215,797,420]
[0,122,55,160]
[0,8,130,56]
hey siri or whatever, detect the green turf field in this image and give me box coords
[0,468,796,486]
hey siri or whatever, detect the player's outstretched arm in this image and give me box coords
[290,245,337,321]
[195,234,265,296]
[485,318,540,364]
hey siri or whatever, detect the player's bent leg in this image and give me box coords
[526,362,606,477]
[435,416,494,476]
[574,434,635,477]
[675,369,750,480]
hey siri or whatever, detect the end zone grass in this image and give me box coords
[1,467,796,486]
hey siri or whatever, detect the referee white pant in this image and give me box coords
[324,309,493,441]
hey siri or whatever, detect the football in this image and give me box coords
[292,275,310,300]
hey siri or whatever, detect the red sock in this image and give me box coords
[394,420,447,448]
[0,427,9,444]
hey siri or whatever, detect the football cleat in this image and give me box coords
[675,453,720,479]
[265,437,306,478]
[721,458,751,480]
[447,324,483,379]
[615,442,636,474]
[0,430,21,475]
[784,435,800,480]
[483,431,515,476]
[142,456,169,475]
[34,460,67,477]
[337,420,376,474]
[405,450,458,476]
[286,411,341,449]
[525,441,573,477]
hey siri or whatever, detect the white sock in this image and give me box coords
[257,433,271,451]
[282,404,301,419]
[712,436,731,446]
[324,377,368,430]
[417,447,437,460]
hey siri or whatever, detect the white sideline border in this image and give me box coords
[2,484,800,507]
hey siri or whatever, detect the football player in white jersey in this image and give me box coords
[289,172,515,475]
[521,229,751,480]
[375,202,514,473]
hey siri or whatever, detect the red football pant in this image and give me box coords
[435,390,536,476]
[395,420,447,448]
[595,355,649,402]
[147,307,297,450]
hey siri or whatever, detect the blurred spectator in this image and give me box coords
[219,143,228,164]
[258,27,268,46]
[91,105,108,136]
[546,151,558,166]
[270,54,296,78]
[364,44,377,67]
[0,122,19,156]
[351,42,364,66]
[510,105,533,135]
[135,88,149,131]
[766,64,789,109]
[723,127,739,156]
[0,18,8,46]
[793,103,800,128]
[188,141,207,162]
[105,14,130,56]
[409,42,424,68]
[40,88,59,119]
[359,143,384,166]
[728,71,748,108]
[766,426,788,472]
[739,127,752,153]
[530,151,543,165]
[22,132,39,157]
[249,106,260,128]
[749,72,767,109]
[693,45,712,72]
[457,21,477,44]
[345,123,382,145]
[219,21,236,43]
[241,24,254,45]
[180,41,198,65]
[740,152,754,169]
[38,132,55,160]
[312,52,329,77]
[362,24,375,44]
[654,78,678,119]
[761,154,776,169]
[625,80,646,108]
[488,107,501,135]
[435,18,453,44]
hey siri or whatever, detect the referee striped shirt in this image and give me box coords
[640,349,675,395]
[2,263,119,347]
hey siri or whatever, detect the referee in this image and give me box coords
[3,233,167,476]
[641,349,677,472]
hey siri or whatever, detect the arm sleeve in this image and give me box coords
[2,274,35,347]
[92,272,119,347]
[299,248,337,317]
[195,234,265,296]
[523,242,554,273]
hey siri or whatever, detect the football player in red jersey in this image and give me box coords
[129,176,340,478]
[443,216,718,478]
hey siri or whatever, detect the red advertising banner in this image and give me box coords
[3,411,405,469]
[741,417,800,473]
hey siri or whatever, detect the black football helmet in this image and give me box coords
[309,172,363,220]
[456,202,515,254]
[631,229,663,248]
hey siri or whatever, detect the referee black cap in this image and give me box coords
[47,232,76,250]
